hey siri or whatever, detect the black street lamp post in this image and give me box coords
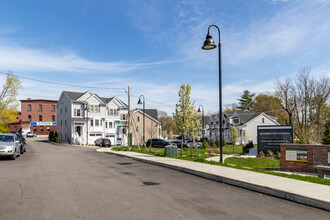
[198,105,205,142]
[202,24,223,163]
[137,95,145,146]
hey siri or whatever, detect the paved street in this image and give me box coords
[0,139,328,220]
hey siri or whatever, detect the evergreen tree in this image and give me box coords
[322,119,330,144]
[237,90,255,110]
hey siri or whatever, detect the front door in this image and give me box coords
[76,126,81,136]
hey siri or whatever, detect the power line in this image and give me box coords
[0,71,127,92]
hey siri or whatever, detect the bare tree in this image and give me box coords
[276,67,329,143]
[276,78,296,125]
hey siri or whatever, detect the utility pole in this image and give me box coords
[128,86,131,148]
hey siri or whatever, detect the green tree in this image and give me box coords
[173,83,195,156]
[168,130,173,139]
[238,90,255,110]
[162,130,168,139]
[229,124,238,153]
[0,71,22,132]
[187,109,202,156]
[253,93,288,125]
[322,119,330,144]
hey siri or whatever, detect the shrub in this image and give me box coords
[48,131,54,141]
[55,131,58,138]
[275,151,281,160]
[215,138,220,147]
[210,139,216,147]
[207,148,214,154]
[216,149,220,154]
[55,137,59,143]
[267,150,275,159]
[203,139,209,147]
[222,138,226,146]
[258,151,265,158]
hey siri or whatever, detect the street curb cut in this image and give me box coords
[106,151,330,211]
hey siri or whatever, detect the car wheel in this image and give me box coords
[11,151,17,160]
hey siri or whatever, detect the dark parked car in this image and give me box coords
[16,133,27,154]
[146,139,176,148]
[171,140,189,148]
[94,138,111,147]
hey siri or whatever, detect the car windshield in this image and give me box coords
[0,135,14,142]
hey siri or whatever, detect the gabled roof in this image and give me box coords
[63,91,85,101]
[239,112,260,124]
[62,91,126,106]
[142,109,158,121]
[132,108,160,123]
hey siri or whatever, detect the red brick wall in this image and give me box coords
[280,144,330,174]
[20,99,58,135]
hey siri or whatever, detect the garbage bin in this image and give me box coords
[165,145,178,157]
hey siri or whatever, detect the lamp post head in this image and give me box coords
[198,107,201,113]
[137,98,142,105]
[202,33,216,50]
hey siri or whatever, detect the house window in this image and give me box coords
[33,126,37,132]
[52,105,55,112]
[262,118,265,123]
[105,122,108,128]
[39,115,42,121]
[65,120,67,126]
[61,108,62,114]
[52,115,55,122]
[40,126,44,132]
[95,119,99,126]
[47,126,50,132]
[110,109,113,115]
[65,106,67,113]
[39,104,42,111]
[28,115,31,121]
[61,121,62,126]
[137,116,140,122]
[121,114,126,120]
[100,120,103,126]
[75,109,81,117]
[136,126,139,132]
[233,118,239,124]
[90,119,93,126]
[28,104,31,111]
[109,122,113,128]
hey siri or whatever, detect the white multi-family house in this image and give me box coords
[57,91,128,146]
[207,110,279,145]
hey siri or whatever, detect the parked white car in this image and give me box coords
[0,134,21,160]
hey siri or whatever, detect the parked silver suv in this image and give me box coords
[0,134,21,160]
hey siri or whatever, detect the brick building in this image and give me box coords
[9,99,57,136]
[280,144,330,174]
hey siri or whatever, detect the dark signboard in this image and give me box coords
[257,125,293,153]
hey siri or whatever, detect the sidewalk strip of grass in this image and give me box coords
[112,146,330,186]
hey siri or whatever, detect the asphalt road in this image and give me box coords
[0,139,328,220]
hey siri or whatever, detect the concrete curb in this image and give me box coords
[105,150,330,211]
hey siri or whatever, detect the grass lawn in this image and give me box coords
[112,146,330,186]
[224,157,280,169]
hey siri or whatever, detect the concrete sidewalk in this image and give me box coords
[96,148,330,211]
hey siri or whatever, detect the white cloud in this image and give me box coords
[0,44,170,74]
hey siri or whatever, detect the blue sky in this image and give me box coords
[0,0,329,114]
